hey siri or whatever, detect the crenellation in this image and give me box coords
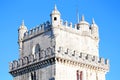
[92,56,99,63]
[40,24,44,31]
[10,47,56,71]
[23,22,52,40]
[18,58,23,67]
[86,54,92,62]
[56,47,109,71]
[23,18,98,43]
[23,56,29,65]
[72,50,76,56]
[46,21,51,27]
[35,26,40,32]
[29,29,33,35]
[9,62,13,71]
[13,60,18,69]
[60,19,63,25]
[28,54,34,63]
[74,24,77,29]
[10,47,109,72]
[64,21,68,27]
[24,31,28,37]
[69,22,72,28]
[105,59,109,65]
[31,28,35,34]
[80,52,87,60]
[99,57,105,65]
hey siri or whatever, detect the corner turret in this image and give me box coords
[91,18,99,40]
[18,20,28,57]
[50,5,61,27]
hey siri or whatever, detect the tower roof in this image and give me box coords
[78,15,89,25]
[51,5,60,15]
[19,20,28,30]
[91,18,98,28]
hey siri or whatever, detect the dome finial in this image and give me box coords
[81,15,85,21]
[21,20,24,26]
[54,4,57,10]
[92,18,95,24]
[19,20,27,30]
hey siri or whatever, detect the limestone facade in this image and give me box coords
[9,5,109,80]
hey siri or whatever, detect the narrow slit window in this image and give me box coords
[31,73,34,80]
[80,71,83,80]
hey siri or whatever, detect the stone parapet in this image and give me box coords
[9,47,55,72]
[22,19,99,42]
[9,46,109,76]
[23,21,51,41]
[56,47,109,72]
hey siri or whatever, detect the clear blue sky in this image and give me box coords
[0,0,119,80]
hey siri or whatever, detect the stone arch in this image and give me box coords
[32,44,40,54]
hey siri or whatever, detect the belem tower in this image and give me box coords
[9,5,109,80]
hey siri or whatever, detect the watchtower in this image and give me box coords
[9,5,109,80]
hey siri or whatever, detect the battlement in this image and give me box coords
[9,46,109,72]
[56,47,109,71]
[9,47,55,72]
[23,21,51,41]
[22,19,98,42]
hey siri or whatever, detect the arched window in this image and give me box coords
[32,44,40,54]
[34,71,36,80]
[80,71,83,80]
[54,17,57,21]
[30,71,36,80]
[76,70,79,80]
[76,70,83,80]
[35,44,40,54]
[31,73,34,80]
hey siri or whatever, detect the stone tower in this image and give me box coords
[9,5,109,80]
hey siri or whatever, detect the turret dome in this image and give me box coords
[79,15,89,25]
[19,20,27,31]
[91,18,98,28]
[51,5,60,16]
[50,5,61,26]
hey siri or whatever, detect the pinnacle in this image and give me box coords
[54,4,57,10]
[21,20,24,26]
[92,18,95,24]
[81,15,85,21]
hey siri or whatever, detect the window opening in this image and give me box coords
[54,17,57,21]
